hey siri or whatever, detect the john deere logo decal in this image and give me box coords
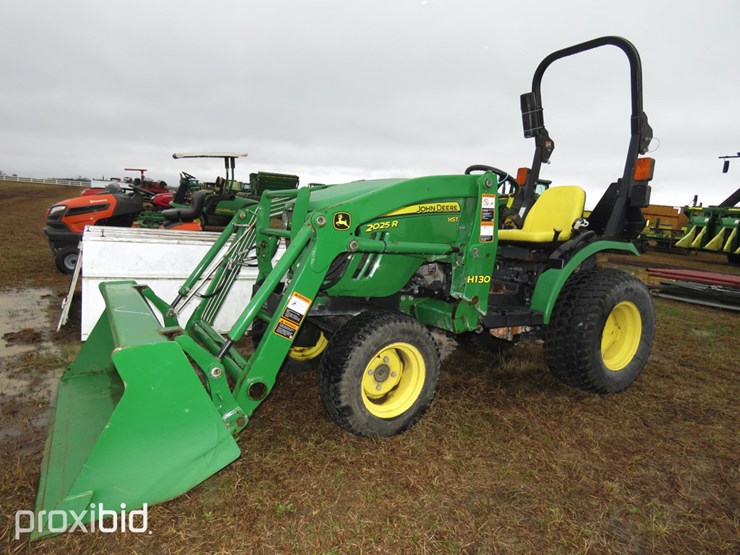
[384,202,461,217]
[333,212,351,230]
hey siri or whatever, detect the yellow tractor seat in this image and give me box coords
[498,186,586,243]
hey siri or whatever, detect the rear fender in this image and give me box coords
[530,241,639,323]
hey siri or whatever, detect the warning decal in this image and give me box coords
[274,319,299,340]
[480,194,496,242]
[282,292,312,326]
[273,291,313,340]
[480,224,494,243]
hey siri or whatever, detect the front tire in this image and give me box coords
[318,311,440,438]
[54,245,79,274]
[544,267,654,393]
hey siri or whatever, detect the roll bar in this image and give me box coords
[520,36,654,239]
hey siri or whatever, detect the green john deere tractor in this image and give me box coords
[33,36,656,537]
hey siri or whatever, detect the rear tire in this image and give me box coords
[55,245,79,274]
[544,267,654,393]
[318,311,440,438]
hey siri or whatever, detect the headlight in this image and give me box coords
[48,205,66,217]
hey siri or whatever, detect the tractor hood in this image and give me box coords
[307,178,408,211]
[300,175,479,220]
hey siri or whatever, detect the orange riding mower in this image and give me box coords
[43,183,197,273]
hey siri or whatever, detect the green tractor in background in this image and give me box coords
[33,36,656,537]
[137,152,299,230]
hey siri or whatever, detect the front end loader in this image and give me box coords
[33,36,656,538]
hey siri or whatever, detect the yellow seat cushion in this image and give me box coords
[498,186,586,243]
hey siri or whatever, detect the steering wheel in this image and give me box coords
[465,165,520,196]
[181,171,196,181]
[130,184,155,198]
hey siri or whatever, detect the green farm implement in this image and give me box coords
[633,204,688,253]
[34,36,656,537]
[675,186,740,265]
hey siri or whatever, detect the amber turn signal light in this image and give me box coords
[634,157,655,182]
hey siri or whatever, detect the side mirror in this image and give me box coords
[520,92,543,139]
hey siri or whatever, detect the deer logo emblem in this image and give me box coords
[333,212,351,230]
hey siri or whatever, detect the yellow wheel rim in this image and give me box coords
[361,342,426,419]
[289,332,328,361]
[601,301,642,371]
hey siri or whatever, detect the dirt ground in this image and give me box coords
[0,181,738,554]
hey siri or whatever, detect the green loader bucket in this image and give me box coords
[33,282,240,539]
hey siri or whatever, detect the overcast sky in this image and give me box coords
[1,0,738,207]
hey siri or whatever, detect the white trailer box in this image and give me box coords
[80,226,263,340]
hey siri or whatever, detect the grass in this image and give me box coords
[0,182,738,553]
[0,181,77,290]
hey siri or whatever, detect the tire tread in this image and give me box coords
[318,311,440,438]
[544,267,654,393]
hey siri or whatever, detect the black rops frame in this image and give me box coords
[520,36,654,240]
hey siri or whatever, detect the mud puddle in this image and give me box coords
[0,368,62,445]
[0,288,63,444]
[0,288,55,356]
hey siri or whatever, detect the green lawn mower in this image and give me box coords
[33,36,656,538]
[143,152,299,231]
